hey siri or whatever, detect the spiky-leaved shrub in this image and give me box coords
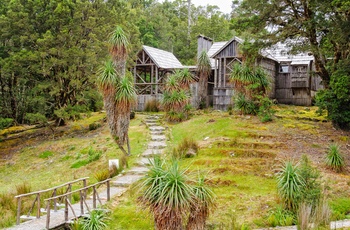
[277,161,305,212]
[186,174,215,230]
[80,209,110,230]
[234,93,258,115]
[139,158,195,230]
[326,143,345,172]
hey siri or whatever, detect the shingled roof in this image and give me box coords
[143,45,183,69]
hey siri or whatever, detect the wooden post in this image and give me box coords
[218,59,222,87]
[68,184,72,203]
[214,58,217,88]
[53,189,57,212]
[46,201,51,230]
[155,67,159,95]
[107,180,110,201]
[64,197,68,221]
[80,190,84,215]
[83,179,87,198]
[16,197,21,225]
[37,193,41,218]
[223,58,226,87]
[93,186,96,209]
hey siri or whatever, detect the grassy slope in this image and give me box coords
[1,107,350,228]
[107,106,350,229]
[0,112,149,228]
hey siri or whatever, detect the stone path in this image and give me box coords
[7,115,166,230]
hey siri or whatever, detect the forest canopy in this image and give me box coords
[0,0,233,126]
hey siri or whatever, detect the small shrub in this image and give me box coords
[24,113,47,125]
[89,122,101,131]
[144,99,160,112]
[16,182,31,195]
[299,155,321,209]
[80,209,110,230]
[277,161,305,212]
[38,150,54,159]
[0,117,14,130]
[94,169,110,182]
[234,94,258,115]
[326,143,344,172]
[267,206,295,227]
[171,137,199,159]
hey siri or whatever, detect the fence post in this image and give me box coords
[37,193,41,219]
[107,180,110,201]
[46,201,51,229]
[53,189,57,212]
[93,186,96,209]
[80,190,84,215]
[64,197,68,221]
[83,179,87,199]
[16,197,21,225]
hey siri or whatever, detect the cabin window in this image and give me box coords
[280,65,289,73]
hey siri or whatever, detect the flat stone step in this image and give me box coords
[136,157,154,166]
[146,123,157,127]
[145,119,158,123]
[142,149,163,157]
[20,215,36,221]
[126,167,149,175]
[150,130,164,135]
[149,126,165,132]
[151,135,166,141]
[148,141,167,149]
[112,174,144,187]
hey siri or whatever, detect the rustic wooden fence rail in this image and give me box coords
[44,179,111,229]
[14,177,89,225]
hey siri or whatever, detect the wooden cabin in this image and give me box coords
[132,45,184,111]
[132,36,323,111]
[205,36,323,109]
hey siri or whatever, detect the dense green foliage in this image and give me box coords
[0,0,232,125]
[316,61,350,130]
[230,63,274,122]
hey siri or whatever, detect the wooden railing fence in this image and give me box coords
[44,179,110,229]
[14,177,88,225]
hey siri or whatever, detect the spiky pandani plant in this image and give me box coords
[99,26,135,156]
[277,161,305,212]
[326,143,345,172]
[175,68,195,90]
[186,174,215,230]
[139,158,195,230]
[230,63,271,99]
[80,209,110,230]
[162,90,190,113]
[164,74,181,92]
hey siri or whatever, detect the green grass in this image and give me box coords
[0,113,148,194]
